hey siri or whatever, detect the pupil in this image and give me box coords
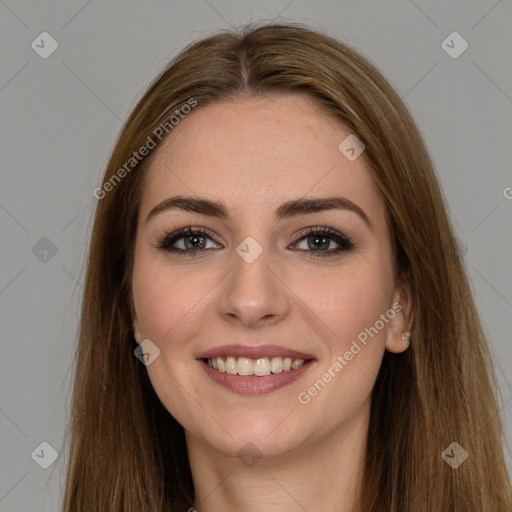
[185,235,206,250]
[309,235,328,251]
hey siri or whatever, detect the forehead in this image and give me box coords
[139,94,386,225]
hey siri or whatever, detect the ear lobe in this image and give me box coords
[386,330,411,353]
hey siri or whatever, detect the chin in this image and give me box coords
[188,408,316,460]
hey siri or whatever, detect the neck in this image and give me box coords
[186,402,369,512]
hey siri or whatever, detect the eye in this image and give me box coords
[156,226,221,255]
[291,225,355,258]
[156,224,355,258]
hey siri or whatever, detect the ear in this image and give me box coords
[129,293,142,344]
[385,276,414,354]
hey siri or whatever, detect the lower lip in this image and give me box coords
[198,359,315,395]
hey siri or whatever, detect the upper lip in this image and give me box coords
[196,344,316,360]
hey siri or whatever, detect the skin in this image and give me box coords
[131,93,414,512]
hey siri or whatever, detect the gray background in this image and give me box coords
[1,0,511,510]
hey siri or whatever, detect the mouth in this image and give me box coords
[203,356,311,376]
[196,344,316,395]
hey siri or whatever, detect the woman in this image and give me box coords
[62,23,512,511]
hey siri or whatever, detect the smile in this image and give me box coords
[205,356,307,376]
[196,344,316,394]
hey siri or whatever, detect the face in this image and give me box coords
[130,93,411,460]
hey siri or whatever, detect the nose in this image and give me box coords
[217,245,291,329]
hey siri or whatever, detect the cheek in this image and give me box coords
[132,262,202,348]
[295,264,394,348]
[292,267,392,425]
[131,256,209,426]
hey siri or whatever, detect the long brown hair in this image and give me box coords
[61,22,512,511]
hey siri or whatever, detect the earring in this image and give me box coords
[401,331,411,341]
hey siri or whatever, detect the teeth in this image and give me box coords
[270,357,283,373]
[225,356,237,375]
[253,357,270,376]
[237,357,252,376]
[291,359,305,370]
[206,356,308,376]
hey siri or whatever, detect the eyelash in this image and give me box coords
[156,224,355,258]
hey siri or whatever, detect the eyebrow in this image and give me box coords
[146,195,373,230]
